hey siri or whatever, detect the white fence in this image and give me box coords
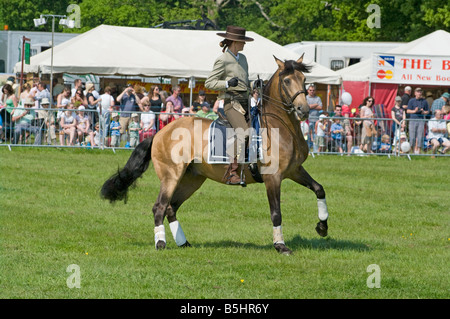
[1,107,449,158]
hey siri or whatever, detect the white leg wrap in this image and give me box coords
[154,225,166,248]
[169,220,187,246]
[273,226,285,245]
[317,198,329,221]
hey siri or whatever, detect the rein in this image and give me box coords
[257,71,306,154]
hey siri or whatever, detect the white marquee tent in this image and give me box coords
[14,24,341,84]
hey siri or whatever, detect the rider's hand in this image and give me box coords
[227,77,239,87]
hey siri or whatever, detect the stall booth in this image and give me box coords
[338,30,450,117]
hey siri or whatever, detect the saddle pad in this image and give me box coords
[207,118,263,164]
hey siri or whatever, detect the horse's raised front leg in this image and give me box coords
[291,166,328,237]
[265,174,293,255]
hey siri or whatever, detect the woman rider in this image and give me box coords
[205,25,260,186]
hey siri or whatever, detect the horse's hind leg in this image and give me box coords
[291,166,329,237]
[166,169,206,248]
[152,181,178,250]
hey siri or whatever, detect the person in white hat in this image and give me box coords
[11,97,42,145]
[76,105,94,146]
[315,114,329,153]
[109,112,121,147]
[128,112,141,148]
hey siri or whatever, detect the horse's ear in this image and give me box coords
[297,53,305,64]
[273,55,284,71]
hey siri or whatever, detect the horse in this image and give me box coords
[101,54,329,255]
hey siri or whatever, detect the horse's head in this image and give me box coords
[274,54,311,121]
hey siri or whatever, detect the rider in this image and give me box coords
[205,25,261,186]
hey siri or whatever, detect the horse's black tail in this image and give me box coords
[101,137,154,203]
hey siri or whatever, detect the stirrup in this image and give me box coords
[239,166,247,187]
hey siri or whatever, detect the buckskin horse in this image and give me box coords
[101,55,329,255]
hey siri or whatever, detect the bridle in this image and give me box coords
[258,71,307,115]
[278,74,307,113]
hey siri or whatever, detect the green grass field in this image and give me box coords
[1,147,448,299]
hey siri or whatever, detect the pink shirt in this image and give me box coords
[166,95,184,113]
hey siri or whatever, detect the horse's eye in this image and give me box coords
[284,78,291,85]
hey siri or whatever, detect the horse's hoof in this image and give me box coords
[156,240,166,250]
[316,220,328,237]
[274,243,293,255]
[180,241,191,248]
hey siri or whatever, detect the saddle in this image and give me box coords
[208,108,263,183]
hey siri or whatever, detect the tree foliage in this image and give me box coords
[0,0,448,44]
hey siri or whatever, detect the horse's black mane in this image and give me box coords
[263,59,311,96]
[279,60,311,76]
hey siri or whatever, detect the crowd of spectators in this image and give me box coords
[1,76,448,156]
[0,76,220,148]
[300,85,450,156]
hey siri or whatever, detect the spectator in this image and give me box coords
[39,97,56,145]
[33,82,51,108]
[128,113,141,148]
[147,85,164,114]
[190,90,210,114]
[59,103,77,146]
[300,120,309,144]
[360,96,375,153]
[116,84,141,146]
[391,96,406,140]
[92,122,100,147]
[139,104,156,142]
[430,92,450,116]
[393,121,406,154]
[109,112,121,147]
[86,82,101,128]
[71,87,88,109]
[330,117,344,154]
[76,105,94,146]
[56,86,72,121]
[379,134,391,153]
[314,114,328,153]
[306,83,323,151]
[427,110,450,158]
[2,83,18,113]
[71,79,83,98]
[442,105,450,121]
[0,77,15,102]
[12,97,41,145]
[196,103,218,120]
[159,100,176,130]
[407,87,429,154]
[425,91,434,111]
[141,85,164,129]
[166,85,184,114]
[442,105,450,136]
[399,132,409,154]
[0,114,3,142]
[401,86,412,118]
[52,78,64,101]
[19,83,32,105]
[134,85,145,111]
[99,86,115,144]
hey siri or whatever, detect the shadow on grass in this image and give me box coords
[200,235,371,252]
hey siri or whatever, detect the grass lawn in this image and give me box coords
[0,147,448,299]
